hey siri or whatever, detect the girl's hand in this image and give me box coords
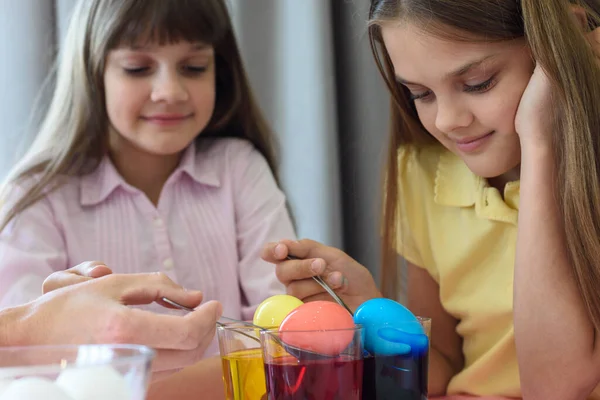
[261,239,382,311]
[24,272,220,380]
[514,63,553,149]
[42,261,113,293]
[516,26,600,151]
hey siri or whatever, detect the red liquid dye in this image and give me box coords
[264,356,363,400]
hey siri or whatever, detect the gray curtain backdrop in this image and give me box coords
[0,0,402,295]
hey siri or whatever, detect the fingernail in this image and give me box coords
[88,265,104,274]
[311,259,323,274]
[327,274,343,288]
[215,303,223,319]
[274,244,286,258]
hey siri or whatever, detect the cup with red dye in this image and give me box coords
[259,301,364,400]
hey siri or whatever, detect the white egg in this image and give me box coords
[0,377,74,400]
[55,365,132,400]
[0,380,12,397]
[0,371,13,380]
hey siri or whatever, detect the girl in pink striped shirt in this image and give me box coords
[0,0,295,398]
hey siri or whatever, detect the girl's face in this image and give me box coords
[104,40,216,157]
[382,23,535,179]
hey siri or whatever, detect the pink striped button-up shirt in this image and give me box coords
[0,138,295,355]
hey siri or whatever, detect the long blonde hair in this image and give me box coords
[0,0,280,231]
[370,0,600,330]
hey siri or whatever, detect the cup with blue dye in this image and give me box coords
[353,298,430,400]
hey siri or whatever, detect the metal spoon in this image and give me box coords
[162,297,262,342]
[161,297,337,360]
[286,255,354,316]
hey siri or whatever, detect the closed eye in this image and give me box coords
[182,66,208,74]
[409,90,434,102]
[464,76,497,93]
[123,67,149,75]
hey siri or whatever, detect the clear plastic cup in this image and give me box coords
[0,344,154,400]
[261,326,364,400]
[217,323,267,400]
[362,317,431,399]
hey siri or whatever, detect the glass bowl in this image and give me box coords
[0,344,154,400]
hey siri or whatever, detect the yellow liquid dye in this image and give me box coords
[222,348,266,400]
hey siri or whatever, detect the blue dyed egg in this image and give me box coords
[353,298,428,356]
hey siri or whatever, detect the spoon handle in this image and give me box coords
[312,275,354,316]
[162,297,195,312]
[286,256,354,316]
[161,297,263,343]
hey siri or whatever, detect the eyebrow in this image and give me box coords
[395,54,497,86]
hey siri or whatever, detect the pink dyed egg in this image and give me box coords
[278,301,355,356]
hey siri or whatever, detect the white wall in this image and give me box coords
[232,0,344,247]
[0,0,55,180]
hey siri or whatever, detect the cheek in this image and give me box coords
[104,75,145,126]
[192,76,216,115]
[477,80,529,132]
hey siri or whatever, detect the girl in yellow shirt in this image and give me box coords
[263,0,600,399]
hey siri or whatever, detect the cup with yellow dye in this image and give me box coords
[217,295,304,400]
[218,323,267,400]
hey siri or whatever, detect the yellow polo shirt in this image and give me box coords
[396,144,520,396]
[396,144,600,398]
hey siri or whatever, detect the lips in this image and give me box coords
[143,114,191,121]
[452,131,495,153]
[453,131,494,145]
[142,113,193,126]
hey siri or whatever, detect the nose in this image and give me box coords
[150,70,189,104]
[434,96,474,133]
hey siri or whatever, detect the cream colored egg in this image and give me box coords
[0,377,74,400]
[55,365,131,400]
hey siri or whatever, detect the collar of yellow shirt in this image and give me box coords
[433,150,520,224]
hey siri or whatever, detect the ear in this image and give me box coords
[570,4,588,31]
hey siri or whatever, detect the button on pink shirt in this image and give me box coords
[0,138,295,355]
